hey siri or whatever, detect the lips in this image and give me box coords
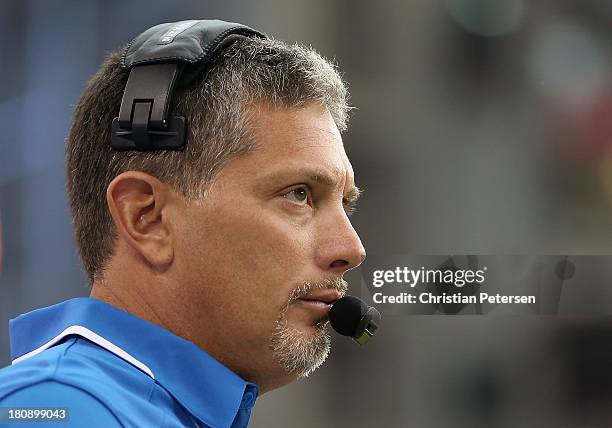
[298,289,344,305]
[291,288,345,323]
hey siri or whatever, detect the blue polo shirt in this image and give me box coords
[0,298,259,427]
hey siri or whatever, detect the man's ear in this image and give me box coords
[106,171,175,270]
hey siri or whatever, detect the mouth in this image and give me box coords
[296,289,344,315]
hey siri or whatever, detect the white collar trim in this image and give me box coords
[11,324,155,379]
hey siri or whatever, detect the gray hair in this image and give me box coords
[66,36,351,284]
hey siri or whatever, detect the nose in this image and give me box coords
[315,212,366,274]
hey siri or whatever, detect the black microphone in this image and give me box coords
[329,295,381,346]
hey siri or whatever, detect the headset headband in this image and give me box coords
[111,19,266,151]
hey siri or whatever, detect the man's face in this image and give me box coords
[173,102,365,390]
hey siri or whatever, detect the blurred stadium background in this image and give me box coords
[3,1,612,427]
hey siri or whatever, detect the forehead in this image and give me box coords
[245,102,354,181]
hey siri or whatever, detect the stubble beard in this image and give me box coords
[269,278,347,378]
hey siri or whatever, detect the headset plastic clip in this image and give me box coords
[111,63,186,151]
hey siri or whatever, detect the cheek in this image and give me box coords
[176,204,311,333]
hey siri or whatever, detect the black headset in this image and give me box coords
[111,19,266,152]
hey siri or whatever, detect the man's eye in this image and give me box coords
[284,187,309,205]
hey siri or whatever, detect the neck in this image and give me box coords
[90,279,169,333]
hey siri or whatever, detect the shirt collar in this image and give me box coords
[9,297,259,428]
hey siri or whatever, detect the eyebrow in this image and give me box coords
[306,170,362,212]
[342,184,361,207]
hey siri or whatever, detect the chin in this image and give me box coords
[269,318,332,379]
